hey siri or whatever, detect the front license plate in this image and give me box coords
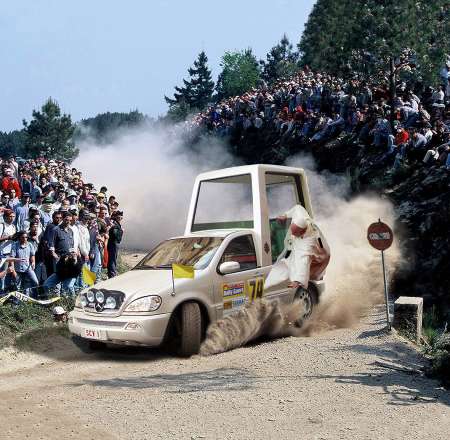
[83,328,107,341]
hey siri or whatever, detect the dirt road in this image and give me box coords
[0,304,449,440]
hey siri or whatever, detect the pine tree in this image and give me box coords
[187,51,215,110]
[165,51,214,119]
[23,98,77,161]
[260,35,299,83]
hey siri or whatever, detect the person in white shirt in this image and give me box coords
[0,210,17,292]
[69,210,80,256]
[75,209,91,290]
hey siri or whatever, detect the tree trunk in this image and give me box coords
[389,57,396,126]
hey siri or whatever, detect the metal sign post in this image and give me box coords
[380,249,391,330]
[367,219,394,331]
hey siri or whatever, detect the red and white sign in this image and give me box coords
[367,221,394,251]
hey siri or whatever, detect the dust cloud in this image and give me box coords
[73,125,237,249]
[200,299,308,356]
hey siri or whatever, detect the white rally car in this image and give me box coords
[69,164,325,355]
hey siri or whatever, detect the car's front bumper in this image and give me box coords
[68,308,171,347]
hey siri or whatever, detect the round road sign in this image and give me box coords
[367,221,393,251]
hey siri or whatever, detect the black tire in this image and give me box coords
[179,302,202,357]
[294,285,318,321]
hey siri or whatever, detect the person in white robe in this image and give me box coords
[265,205,330,290]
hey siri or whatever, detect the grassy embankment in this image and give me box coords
[421,307,450,388]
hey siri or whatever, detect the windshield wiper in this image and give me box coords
[134,263,182,270]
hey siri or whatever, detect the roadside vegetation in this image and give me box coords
[0,297,74,349]
[0,256,131,349]
[422,307,450,388]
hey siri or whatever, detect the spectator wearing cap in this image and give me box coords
[14,192,31,231]
[89,188,98,204]
[107,211,123,278]
[1,168,21,199]
[67,189,78,210]
[109,200,119,216]
[9,230,39,298]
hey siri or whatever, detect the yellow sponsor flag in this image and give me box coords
[82,265,97,286]
[172,263,195,279]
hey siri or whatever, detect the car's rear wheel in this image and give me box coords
[294,285,318,323]
[178,301,202,357]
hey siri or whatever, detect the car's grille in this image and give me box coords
[82,288,126,313]
[76,318,125,328]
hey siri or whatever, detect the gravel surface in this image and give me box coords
[0,305,449,440]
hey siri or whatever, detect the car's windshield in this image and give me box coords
[135,237,224,270]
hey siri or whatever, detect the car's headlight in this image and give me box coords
[125,295,162,312]
[75,293,88,308]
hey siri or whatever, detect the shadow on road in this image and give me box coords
[307,358,450,407]
[70,367,261,393]
[13,327,170,364]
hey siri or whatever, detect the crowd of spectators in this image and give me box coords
[189,63,450,170]
[0,158,123,298]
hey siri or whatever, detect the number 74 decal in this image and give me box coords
[247,277,264,302]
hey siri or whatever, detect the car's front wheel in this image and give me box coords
[178,301,202,357]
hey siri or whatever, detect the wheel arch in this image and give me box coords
[163,297,212,342]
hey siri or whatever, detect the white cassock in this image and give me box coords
[265,205,330,289]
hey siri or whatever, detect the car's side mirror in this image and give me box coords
[219,261,240,275]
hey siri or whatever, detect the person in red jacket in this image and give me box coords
[395,126,410,146]
[1,168,21,199]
